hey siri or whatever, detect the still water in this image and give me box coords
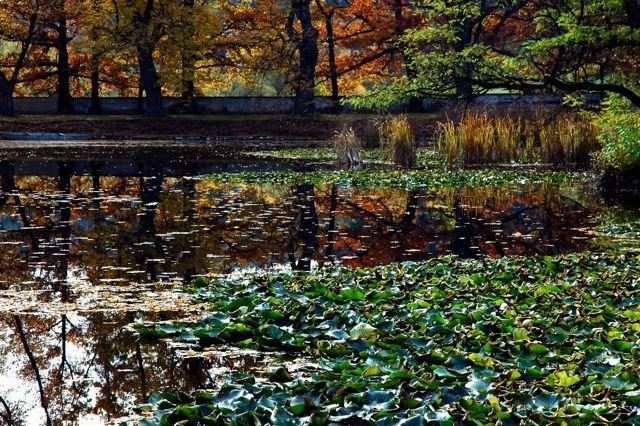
[0,159,618,424]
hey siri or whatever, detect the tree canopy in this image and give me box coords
[0,0,638,114]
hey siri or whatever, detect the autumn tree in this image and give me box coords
[314,0,418,100]
[288,0,319,113]
[0,0,44,115]
[32,0,84,113]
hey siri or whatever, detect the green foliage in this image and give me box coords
[349,0,640,110]
[132,252,640,424]
[594,97,640,171]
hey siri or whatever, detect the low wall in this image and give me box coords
[11,94,582,115]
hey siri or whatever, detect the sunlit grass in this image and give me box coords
[437,112,600,165]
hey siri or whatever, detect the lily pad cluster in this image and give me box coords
[208,169,589,191]
[132,252,640,424]
[247,148,444,167]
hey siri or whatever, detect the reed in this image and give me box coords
[436,111,600,165]
[333,127,363,166]
[377,115,417,167]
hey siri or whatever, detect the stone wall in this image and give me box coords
[11,93,581,115]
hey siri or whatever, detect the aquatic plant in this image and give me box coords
[207,168,589,191]
[248,147,445,167]
[333,127,363,166]
[377,115,417,167]
[436,112,600,165]
[132,251,640,424]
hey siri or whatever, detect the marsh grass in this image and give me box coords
[332,127,363,166]
[377,115,417,167]
[437,111,600,165]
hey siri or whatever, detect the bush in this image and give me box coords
[594,98,640,171]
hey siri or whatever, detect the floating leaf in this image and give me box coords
[349,323,378,340]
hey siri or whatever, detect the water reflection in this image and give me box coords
[0,161,603,292]
[0,311,230,424]
[0,159,609,424]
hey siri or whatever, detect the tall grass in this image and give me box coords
[436,111,600,165]
[377,115,417,167]
[333,127,363,166]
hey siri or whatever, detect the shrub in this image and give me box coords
[593,97,640,171]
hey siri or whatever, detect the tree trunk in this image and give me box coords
[394,0,422,111]
[0,73,14,116]
[454,17,474,99]
[57,17,72,114]
[325,11,340,108]
[137,46,164,116]
[292,0,318,115]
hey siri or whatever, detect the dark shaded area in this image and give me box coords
[0,115,443,141]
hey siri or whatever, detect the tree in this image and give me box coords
[314,0,418,99]
[0,0,43,115]
[35,0,82,113]
[353,0,640,109]
[288,0,320,113]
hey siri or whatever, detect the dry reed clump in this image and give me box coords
[376,115,417,168]
[436,111,600,165]
[333,127,363,166]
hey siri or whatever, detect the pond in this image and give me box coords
[0,158,635,424]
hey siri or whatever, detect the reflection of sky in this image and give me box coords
[73,217,94,232]
[0,314,107,425]
[1,215,21,230]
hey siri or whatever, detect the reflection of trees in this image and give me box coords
[287,184,319,271]
[13,315,52,426]
[312,184,597,266]
[1,311,213,424]
[0,163,601,287]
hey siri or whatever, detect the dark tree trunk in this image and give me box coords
[0,73,14,116]
[0,161,16,206]
[292,0,319,115]
[451,191,481,258]
[454,18,474,99]
[132,0,164,116]
[325,11,339,106]
[291,183,319,271]
[89,55,101,114]
[137,46,164,116]
[14,315,52,426]
[137,81,145,114]
[325,185,338,260]
[57,17,72,114]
